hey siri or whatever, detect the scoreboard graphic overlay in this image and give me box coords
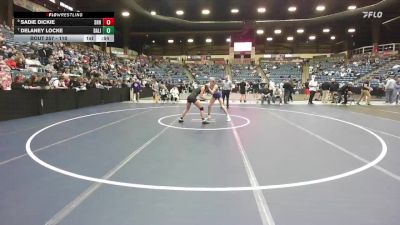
[14,12,114,43]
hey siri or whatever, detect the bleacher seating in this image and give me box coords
[231,64,261,82]
[0,24,160,90]
[187,64,225,84]
[145,61,189,84]
[357,58,400,87]
[310,55,392,85]
[261,62,302,84]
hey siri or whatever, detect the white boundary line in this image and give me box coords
[158,113,250,131]
[290,107,400,141]
[269,112,400,182]
[0,109,150,167]
[341,107,400,124]
[25,106,388,191]
[45,123,173,225]
[369,128,400,140]
[230,119,275,225]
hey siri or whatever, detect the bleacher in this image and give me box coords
[231,64,261,82]
[357,58,400,87]
[261,62,302,83]
[187,64,225,84]
[310,55,392,84]
[145,62,189,84]
[0,24,160,89]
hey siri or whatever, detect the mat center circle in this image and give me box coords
[158,113,251,131]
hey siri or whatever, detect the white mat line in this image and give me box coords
[0,110,150,167]
[269,112,400,182]
[45,122,174,225]
[230,120,276,225]
[369,128,400,141]
[192,119,217,122]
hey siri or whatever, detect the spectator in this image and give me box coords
[25,74,38,87]
[37,76,50,89]
[238,80,247,103]
[5,57,16,69]
[0,34,4,45]
[57,47,64,60]
[329,79,339,103]
[273,85,283,105]
[289,79,295,102]
[357,79,372,105]
[385,75,396,104]
[159,81,168,103]
[131,79,141,102]
[11,74,25,90]
[321,80,331,104]
[74,77,87,91]
[394,77,400,105]
[15,56,25,69]
[62,72,70,86]
[283,80,292,104]
[94,79,105,89]
[50,75,68,89]
[0,65,11,90]
[308,75,318,104]
[121,79,130,88]
[38,45,48,65]
[68,76,80,89]
[339,82,353,105]
[53,58,64,72]
[304,80,310,100]
[395,78,400,105]
[170,86,179,103]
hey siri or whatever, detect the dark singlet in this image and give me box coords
[187,87,202,103]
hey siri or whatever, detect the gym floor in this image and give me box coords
[0,102,399,225]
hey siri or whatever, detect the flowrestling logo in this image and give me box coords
[363,11,383,19]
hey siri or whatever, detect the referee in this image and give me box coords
[221,76,234,108]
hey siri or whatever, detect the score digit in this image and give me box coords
[102,26,115,34]
[102,18,114,26]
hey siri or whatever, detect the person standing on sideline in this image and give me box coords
[308,75,318,104]
[239,80,247,103]
[394,77,400,105]
[131,79,142,102]
[357,79,372,105]
[152,79,160,103]
[283,80,292,104]
[321,80,331,104]
[159,81,168,103]
[221,76,234,108]
[385,75,396,104]
[289,79,295,102]
[304,80,310,100]
[329,79,339,103]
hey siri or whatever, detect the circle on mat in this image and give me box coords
[158,113,250,131]
[25,106,387,192]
